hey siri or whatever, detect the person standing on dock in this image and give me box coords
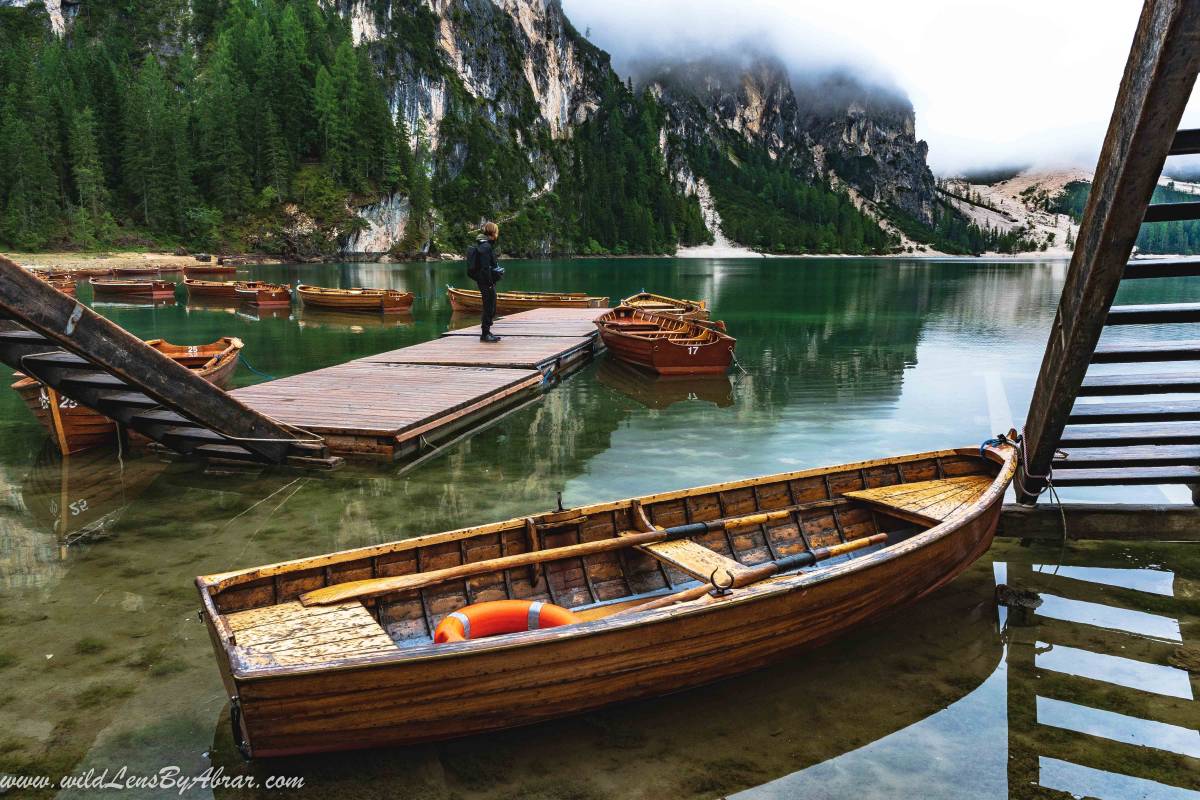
[469,222,504,342]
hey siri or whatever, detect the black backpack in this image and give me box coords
[465,243,481,281]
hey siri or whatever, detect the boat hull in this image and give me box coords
[597,308,735,375]
[185,280,239,299]
[198,445,1015,757]
[236,283,292,308]
[447,286,608,314]
[90,278,176,300]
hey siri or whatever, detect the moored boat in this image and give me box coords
[235,281,292,308]
[33,271,77,297]
[12,337,243,455]
[112,265,161,277]
[185,264,238,276]
[447,285,609,313]
[185,278,239,300]
[596,306,736,375]
[622,291,709,321]
[297,284,413,314]
[90,277,176,300]
[196,440,1017,757]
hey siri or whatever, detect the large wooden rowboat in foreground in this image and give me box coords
[297,284,413,314]
[596,306,736,375]
[447,285,609,313]
[197,440,1017,757]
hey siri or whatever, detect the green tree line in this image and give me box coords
[1050,180,1200,255]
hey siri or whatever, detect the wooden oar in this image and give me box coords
[299,501,843,607]
[612,533,889,617]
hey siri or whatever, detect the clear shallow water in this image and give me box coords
[0,258,1196,798]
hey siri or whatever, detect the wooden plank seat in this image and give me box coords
[637,538,756,582]
[226,600,398,670]
[842,475,994,526]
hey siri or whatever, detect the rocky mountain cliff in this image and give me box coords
[2,0,952,256]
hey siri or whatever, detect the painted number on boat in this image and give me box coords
[187,346,199,355]
[59,396,78,410]
[687,346,699,355]
[69,498,89,516]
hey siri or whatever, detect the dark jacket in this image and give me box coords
[473,235,501,288]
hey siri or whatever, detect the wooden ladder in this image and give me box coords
[1018,0,1200,501]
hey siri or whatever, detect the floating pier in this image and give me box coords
[230,307,609,460]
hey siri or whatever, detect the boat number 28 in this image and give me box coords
[686,346,699,355]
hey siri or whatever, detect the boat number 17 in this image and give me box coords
[687,346,699,355]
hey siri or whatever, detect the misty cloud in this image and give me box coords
[561,0,1200,175]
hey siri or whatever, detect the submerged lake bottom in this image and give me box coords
[0,257,1196,799]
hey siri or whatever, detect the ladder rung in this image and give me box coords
[1093,339,1200,362]
[1061,422,1200,447]
[1169,128,1200,156]
[20,351,90,367]
[1054,445,1200,469]
[1051,466,1200,486]
[1122,260,1200,279]
[58,371,127,389]
[1107,303,1200,325]
[1068,400,1200,424]
[1079,372,1200,395]
[95,391,159,409]
[1143,201,1200,223]
[131,409,192,426]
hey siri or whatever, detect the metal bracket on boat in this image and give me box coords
[229,697,252,761]
[708,568,735,596]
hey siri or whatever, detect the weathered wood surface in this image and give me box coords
[0,255,298,448]
[1143,200,1200,222]
[999,503,1200,540]
[1051,465,1200,486]
[1018,0,1200,501]
[359,335,594,371]
[445,307,609,338]
[227,601,397,669]
[231,363,541,437]
[843,475,993,524]
[195,445,1017,756]
[1079,371,1200,394]
[1060,421,1200,446]
[1092,339,1200,362]
[1122,259,1200,279]
[1106,302,1200,324]
[1068,399,1200,423]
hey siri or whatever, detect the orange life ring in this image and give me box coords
[434,600,581,644]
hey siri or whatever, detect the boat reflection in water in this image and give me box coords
[209,563,1003,797]
[298,308,414,331]
[237,305,293,322]
[596,357,734,409]
[21,444,167,551]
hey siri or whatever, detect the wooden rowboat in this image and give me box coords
[184,264,237,276]
[622,291,709,321]
[185,278,239,300]
[235,281,292,308]
[112,265,161,277]
[196,440,1017,757]
[12,337,243,456]
[447,285,609,313]
[596,306,736,375]
[33,272,77,297]
[90,277,176,300]
[297,284,413,314]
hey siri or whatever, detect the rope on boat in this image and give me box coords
[1007,429,1069,543]
[238,353,277,381]
[730,350,749,376]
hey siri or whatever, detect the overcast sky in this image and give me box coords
[560,0,1200,176]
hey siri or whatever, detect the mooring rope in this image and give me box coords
[238,354,277,381]
[1008,428,1069,544]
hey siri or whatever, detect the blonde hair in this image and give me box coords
[482,221,499,238]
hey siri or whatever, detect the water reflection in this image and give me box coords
[595,357,735,409]
[297,308,415,331]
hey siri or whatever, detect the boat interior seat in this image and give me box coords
[842,475,994,526]
[634,538,756,582]
[224,600,398,670]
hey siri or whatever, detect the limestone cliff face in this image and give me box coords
[647,56,938,228]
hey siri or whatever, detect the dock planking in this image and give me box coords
[231,307,609,460]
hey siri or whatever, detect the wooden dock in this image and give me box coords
[231,308,608,460]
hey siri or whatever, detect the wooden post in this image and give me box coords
[1017,0,1200,503]
[0,255,299,451]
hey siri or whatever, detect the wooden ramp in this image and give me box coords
[844,475,993,525]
